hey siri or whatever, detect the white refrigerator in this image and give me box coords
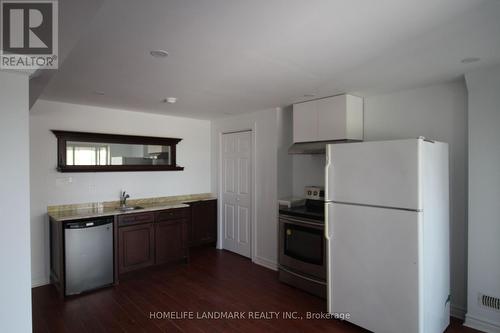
[325,138,450,333]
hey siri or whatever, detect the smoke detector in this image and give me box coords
[163,97,177,104]
[150,50,169,58]
[461,57,480,64]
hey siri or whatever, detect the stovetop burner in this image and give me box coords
[279,199,325,222]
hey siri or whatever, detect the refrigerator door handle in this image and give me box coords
[324,202,333,314]
[325,145,331,202]
[325,203,332,240]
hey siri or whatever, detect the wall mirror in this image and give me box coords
[52,130,184,172]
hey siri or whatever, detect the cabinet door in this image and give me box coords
[118,223,154,274]
[191,200,217,246]
[293,101,317,143]
[155,219,188,265]
[317,95,346,141]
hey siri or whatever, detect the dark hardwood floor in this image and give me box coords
[33,246,479,333]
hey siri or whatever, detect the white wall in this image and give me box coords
[290,79,468,316]
[464,64,500,333]
[0,71,32,332]
[292,154,326,197]
[30,100,211,286]
[211,108,280,270]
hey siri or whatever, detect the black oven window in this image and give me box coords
[284,223,323,265]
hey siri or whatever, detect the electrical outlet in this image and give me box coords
[55,177,73,187]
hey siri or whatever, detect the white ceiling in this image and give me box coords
[39,0,500,119]
[30,0,105,107]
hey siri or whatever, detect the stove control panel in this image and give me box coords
[304,186,325,200]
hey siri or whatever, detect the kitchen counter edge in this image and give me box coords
[48,198,217,222]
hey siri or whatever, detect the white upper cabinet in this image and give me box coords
[292,101,317,142]
[293,94,363,143]
[317,95,346,141]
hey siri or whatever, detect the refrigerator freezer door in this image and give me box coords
[326,139,422,210]
[327,202,421,333]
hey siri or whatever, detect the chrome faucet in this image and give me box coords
[120,190,130,208]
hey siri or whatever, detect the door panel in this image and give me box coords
[118,223,154,274]
[221,131,252,258]
[317,95,346,141]
[293,101,317,143]
[155,220,186,265]
[326,202,420,333]
[238,206,249,244]
[224,159,235,193]
[326,139,422,210]
[239,158,249,194]
[224,203,235,240]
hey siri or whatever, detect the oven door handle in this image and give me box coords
[279,216,323,228]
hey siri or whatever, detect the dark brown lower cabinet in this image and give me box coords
[118,208,189,275]
[51,203,214,297]
[189,199,217,246]
[118,223,155,274]
[155,219,188,264]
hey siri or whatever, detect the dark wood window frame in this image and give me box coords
[52,130,184,172]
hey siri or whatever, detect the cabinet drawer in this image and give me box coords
[118,212,155,227]
[155,208,188,222]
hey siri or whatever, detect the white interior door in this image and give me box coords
[221,131,252,258]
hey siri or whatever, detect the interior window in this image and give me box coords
[52,130,184,172]
[66,143,110,166]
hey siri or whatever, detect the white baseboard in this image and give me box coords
[451,304,467,320]
[465,313,500,333]
[31,277,50,288]
[252,256,278,271]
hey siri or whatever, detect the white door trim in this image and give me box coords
[217,128,256,262]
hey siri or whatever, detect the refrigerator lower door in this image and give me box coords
[327,202,421,333]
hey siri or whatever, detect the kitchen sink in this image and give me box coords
[117,206,144,212]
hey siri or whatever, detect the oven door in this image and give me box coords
[279,215,326,280]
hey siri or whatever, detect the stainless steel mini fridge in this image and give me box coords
[64,217,114,295]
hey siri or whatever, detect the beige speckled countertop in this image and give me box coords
[48,193,217,222]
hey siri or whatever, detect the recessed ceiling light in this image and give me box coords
[93,90,105,95]
[150,50,169,58]
[461,57,480,64]
[163,97,177,104]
